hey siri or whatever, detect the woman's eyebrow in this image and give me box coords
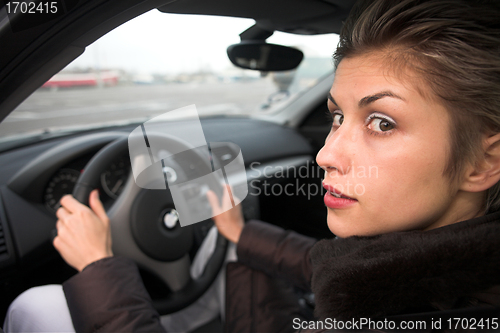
[358,91,405,108]
[327,93,338,106]
[328,91,405,108]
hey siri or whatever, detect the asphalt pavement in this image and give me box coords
[0,79,277,138]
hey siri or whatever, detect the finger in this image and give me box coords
[60,194,87,214]
[89,190,108,223]
[55,218,63,231]
[222,185,234,209]
[225,184,241,203]
[206,190,221,216]
[56,206,71,220]
[54,219,68,241]
[52,234,62,251]
[225,184,233,198]
[52,226,67,249]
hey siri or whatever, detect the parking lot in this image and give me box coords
[0,79,277,138]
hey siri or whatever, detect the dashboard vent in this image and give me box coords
[0,221,8,258]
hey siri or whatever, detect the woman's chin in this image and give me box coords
[326,211,381,238]
[326,213,355,238]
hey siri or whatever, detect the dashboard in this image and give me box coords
[0,117,318,267]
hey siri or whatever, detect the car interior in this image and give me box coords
[0,0,360,328]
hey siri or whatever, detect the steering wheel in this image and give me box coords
[72,134,228,315]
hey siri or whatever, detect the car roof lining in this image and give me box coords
[158,0,355,34]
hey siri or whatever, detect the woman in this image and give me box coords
[5,0,500,331]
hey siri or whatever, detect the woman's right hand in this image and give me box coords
[53,190,113,272]
[206,185,244,244]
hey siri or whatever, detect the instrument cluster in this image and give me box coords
[43,152,130,212]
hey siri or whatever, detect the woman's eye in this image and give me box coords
[332,113,344,126]
[367,117,394,132]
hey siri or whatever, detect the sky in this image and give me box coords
[66,9,340,75]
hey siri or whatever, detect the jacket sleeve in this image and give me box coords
[62,256,165,333]
[236,220,316,291]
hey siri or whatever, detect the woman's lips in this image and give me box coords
[322,183,358,209]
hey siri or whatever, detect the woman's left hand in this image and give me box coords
[53,190,113,272]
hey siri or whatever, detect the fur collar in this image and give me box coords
[310,212,500,320]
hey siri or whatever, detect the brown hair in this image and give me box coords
[335,0,500,211]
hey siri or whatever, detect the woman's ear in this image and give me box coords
[461,133,500,192]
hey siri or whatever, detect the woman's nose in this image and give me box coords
[316,125,356,177]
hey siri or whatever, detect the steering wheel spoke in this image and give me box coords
[145,255,191,292]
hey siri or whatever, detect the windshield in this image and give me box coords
[0,10,338,142]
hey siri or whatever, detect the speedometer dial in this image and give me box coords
[44,169,80,212]
[100,155,130,199]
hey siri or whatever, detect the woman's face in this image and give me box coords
[316,54,468,237]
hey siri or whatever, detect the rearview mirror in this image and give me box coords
[227,41,303,72]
